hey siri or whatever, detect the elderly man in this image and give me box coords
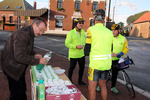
[65,18,87,86]
[1,17,48,100]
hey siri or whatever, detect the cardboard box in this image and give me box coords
[45,85,81,100]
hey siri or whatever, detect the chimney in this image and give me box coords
[34,1,36,9]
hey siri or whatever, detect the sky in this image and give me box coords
[110,0,150,25]
[0,0,149,26]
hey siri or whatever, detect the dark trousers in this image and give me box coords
[111,60,119,88]
[4,70,27,100]
[68,56,85,82]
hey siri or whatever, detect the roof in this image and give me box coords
[14,9,48,17]
[0,0,33,11]
[134,11,150,24]
[124,25,129,28]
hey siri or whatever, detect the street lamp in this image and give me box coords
[112,4,121,22]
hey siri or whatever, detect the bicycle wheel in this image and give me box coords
[106,70,112,83]
[122,70,135,98]
[126,82,135,98]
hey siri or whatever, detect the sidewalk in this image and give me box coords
[0,47,149,100]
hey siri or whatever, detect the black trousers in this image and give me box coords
[111,60,119,88]
[68,56,85,82]
[4,70,27,100]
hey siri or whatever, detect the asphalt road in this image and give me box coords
[0,31,150,94]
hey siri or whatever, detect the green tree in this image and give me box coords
[118,22,124,28]
[127,11,149,24]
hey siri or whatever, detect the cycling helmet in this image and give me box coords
[74,18,85,26]
[111,24,120,30]
[93,9,105,21]
[74,18,84,23]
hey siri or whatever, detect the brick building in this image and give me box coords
[48,0,105,32]
[130,11,150,38]
[0,0,33,31]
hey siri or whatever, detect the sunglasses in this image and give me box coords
[78,22,84,24]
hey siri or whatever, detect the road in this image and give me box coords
[0,31,150,94]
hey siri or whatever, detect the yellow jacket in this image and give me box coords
[112,34,128,60]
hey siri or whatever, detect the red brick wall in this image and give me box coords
[49,0,105,31]
[0,11,24,30]
[0,11,24,23]
[4,25,15,31]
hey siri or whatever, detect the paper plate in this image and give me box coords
[55,69,65,74]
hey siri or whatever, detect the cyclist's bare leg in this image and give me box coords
[88,80,97,100]
[99,79,107,100]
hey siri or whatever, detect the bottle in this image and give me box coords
[36,51,52,72]
[37,74,45,100]
[38,79,45,100]
[43,51,52,62]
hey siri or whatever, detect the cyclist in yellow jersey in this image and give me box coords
[110,24,129,93]
[65,18,87,86]
[84,9,113,100]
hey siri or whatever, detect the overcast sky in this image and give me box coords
[0,0,149,25]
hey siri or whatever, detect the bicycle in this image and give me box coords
[107,56,135,98]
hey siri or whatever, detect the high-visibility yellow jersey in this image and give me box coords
[112,34,129,60]
[86,23,114,71]
[65,28,86,60]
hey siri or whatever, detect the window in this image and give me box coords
[5,6,9,9]
[92,1,98,10]
[9,16,13,23]
[57,0,63,8]
[16,6,22,9]
[75,1,80,10]
[56,18,63,28]
[3,16,5,23]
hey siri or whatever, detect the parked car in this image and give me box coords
[121,27,129,37]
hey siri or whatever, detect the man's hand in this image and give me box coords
[39,57,49,65]
[111,52,116,57]
[76,45,84,49]
[34,54,42,59]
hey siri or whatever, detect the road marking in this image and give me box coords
[46,37,63,42]
[34,46,50,52]
[118,79,150,99]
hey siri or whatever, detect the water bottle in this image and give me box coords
[37,73,44,82]
[36,51,52,72]
[43,51,52,62]
[38,75,45,100]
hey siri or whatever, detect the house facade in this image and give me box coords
[130,11,150,38]
[0,0,33,31]
[48,0,105,32]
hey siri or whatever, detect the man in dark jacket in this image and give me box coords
[1,17,48,100]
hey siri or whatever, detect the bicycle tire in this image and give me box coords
[106,70,112,83]
[123,70,135,98]
[126,82,135,98]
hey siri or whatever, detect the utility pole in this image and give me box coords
[112,6,115,22]
[107,0,111,23]
[106,0,111,29]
